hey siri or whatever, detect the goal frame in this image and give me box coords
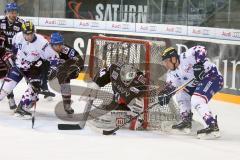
[89,35,154,129]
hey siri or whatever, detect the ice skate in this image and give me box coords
[197,116,220,139]
[14,104,32,119]
[64,104,74,115]
[172,112,193,134]
[8,97,17,110]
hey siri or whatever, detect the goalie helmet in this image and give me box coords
[120,64,137,86]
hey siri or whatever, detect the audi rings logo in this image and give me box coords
[232,32,240,38]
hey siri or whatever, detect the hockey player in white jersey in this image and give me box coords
[158,46,223,138]
[0,21,59,116]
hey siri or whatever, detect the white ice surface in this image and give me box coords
[0,80,240,160]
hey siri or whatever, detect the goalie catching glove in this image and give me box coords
[158,83,176,106]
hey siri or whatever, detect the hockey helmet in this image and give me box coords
[22,21,35,34]
[161,47,179,61]
[50,32,64,45]
[5,2,18,13]
[120,64,137,85]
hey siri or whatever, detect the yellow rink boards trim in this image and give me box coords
[76,73,240,105]
[213,93,240,105]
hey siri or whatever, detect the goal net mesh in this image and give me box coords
[87,36,180,131]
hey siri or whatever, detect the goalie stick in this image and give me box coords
[102,78,195,135]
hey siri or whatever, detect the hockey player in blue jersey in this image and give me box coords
[158,46,223,138]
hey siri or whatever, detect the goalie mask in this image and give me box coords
[120,64,137,86]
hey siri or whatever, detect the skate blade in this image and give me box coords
[14,113,32,120]
[171,128,191,135]
[197,131,221,140]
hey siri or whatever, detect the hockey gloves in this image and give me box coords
[158,95,171,106]
[158,84,176,106]
[29,78,42,93]
[193,61,205,82]
[48,67,58,80]
[2,50,14,67]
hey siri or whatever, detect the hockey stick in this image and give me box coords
[31,102,37,128]
[58,93,94,130]
[102,78,195,135]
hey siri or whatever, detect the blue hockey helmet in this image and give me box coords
[50,32,64,45]
[5,2,19,13]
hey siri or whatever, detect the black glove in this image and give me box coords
[158,84,175,106]
[48,67,58,80]
[158,95,171,106]
[29,78,41,93]
[193,62,205,81]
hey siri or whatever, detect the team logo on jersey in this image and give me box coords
[13,26,20,31]
[31,51,39,56]
[62,46,70,55]
[116,117,125,126]
[0,23,6,29]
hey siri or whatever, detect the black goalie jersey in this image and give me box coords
[93,62,147,109]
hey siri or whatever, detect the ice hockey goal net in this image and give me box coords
[88,35,180,130]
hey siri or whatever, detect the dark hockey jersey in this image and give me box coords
[58,44,84,70]
[0,31,8,78]
[0,16,24,49]
[93,62,147,105]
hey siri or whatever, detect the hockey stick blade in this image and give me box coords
[58,124,83,130]
[102,128,118,135]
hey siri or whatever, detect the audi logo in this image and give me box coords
[232,32,240,38]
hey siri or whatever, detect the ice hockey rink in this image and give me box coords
[0,79,240,160]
